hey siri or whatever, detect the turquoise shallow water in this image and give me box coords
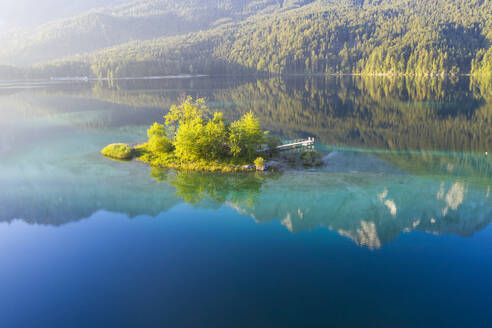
[0,76,491,327]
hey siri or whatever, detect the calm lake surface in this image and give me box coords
[0,76,491,327]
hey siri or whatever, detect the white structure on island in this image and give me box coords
[276,137,315,151]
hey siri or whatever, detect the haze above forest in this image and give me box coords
[0,0,126,27]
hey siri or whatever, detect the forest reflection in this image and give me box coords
[85,75,492,152]
[213,76,491,152]
[3,75,489,154]
[148,158,492,249]
[150,168,279,209]
[1,75,491,247]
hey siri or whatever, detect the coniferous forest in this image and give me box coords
[0,0,490,79]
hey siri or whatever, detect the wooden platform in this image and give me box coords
[276,137,315,151]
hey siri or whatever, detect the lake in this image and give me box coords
[0,75,491,327]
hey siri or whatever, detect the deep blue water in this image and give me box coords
[0,76,491,327]
[1,207,491,327]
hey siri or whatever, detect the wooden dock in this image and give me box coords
[276,137,315,151]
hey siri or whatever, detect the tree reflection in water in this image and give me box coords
[149,149,492,250]
[0,75,491,248]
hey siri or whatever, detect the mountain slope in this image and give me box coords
[29,0,491,77]
[2,0,491,77]
[0,0,309,66]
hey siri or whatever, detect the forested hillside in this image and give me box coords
[1,0,491,77]
[0,0,296,66]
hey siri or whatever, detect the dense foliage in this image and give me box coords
[136,97,270,171]
[1,0,490,77]
[0,0,288,66]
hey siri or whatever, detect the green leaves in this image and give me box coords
[145,97,267,165]
[228,111,265,159]
[164,96,209,129]
[148,135,174,153]
[147,122,167,138]
[146,122,173,154]
[174,117,206,162]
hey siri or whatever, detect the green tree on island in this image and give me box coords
[135,97,274,172]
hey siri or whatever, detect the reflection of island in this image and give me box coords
[1,76,491,248]
[0,150,491,249]
[151,168,275,209]
[150,151,492,249]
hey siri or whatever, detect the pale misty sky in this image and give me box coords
[0,0,125,27]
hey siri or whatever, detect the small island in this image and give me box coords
[102,97,323,172]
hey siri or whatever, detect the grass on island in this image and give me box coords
[101,143,133,160]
